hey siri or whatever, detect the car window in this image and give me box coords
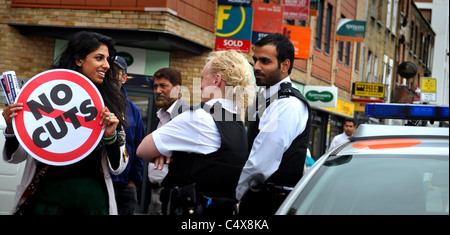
[290,155,449,215]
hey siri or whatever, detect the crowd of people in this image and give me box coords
[2,31,320,215]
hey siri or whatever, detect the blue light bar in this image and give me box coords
[365,103,450,121]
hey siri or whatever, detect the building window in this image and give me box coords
[414,25,419,55]
[338,41,344,62]
[286,19,295,25]
[315,0,325,50]
[377,0,383,22]
[338,14,345,63]
[420,33,425,62]
[374,55,379,78]
[366,50,373,82]
[391,0,399,34]
[410,21,415,54]
[345,41,351,66]
[386,0,392,29]
[370,0,377,18]
[324,3,333,55]
[286,19,306,26]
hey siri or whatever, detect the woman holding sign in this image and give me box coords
[2,31,128,215]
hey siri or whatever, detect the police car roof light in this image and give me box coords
[365,103,449,121]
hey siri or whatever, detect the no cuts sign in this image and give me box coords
[13,69,105,166]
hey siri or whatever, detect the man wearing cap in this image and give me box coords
[111,56,146,215]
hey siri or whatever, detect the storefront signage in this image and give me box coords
[304,85,337,108]
[218,0,251,7]
[252,2,284,43]
[352,98,384,113]
[116,46,170,76]
[309,0,318,16]
[336,19,366,43]
[323,98,355,118]
[282,0,310,20]
[282,25,311,59]
[353,82,385,98]
[306,90,334,102]
[215,5,254,53]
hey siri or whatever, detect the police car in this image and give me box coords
[276,103,449,215]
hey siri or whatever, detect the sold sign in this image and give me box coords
[13,69,105,166]
[215,4,253,53]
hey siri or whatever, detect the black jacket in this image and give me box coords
[162,102,248,198]
[247,83,311,187]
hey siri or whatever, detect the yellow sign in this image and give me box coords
[323,98,355,118]
[354,101,366,113]
[421,78,436,93]
[353,82,385,98]
[217,5,246,38]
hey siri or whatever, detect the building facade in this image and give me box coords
[1,0,364,156]
[352,0,402,124]
[415,0,449,107]
[393,0,436,105]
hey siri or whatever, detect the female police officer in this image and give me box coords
[137,50,254,215]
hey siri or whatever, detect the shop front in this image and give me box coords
[303,85,355,160]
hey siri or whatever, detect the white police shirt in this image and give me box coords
[149,99,185,184]
[152,99,237,157]
[236,77,309,200]
[328,132,351,151]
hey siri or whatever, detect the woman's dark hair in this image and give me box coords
[52,31,127,129]
[254,33,295,74]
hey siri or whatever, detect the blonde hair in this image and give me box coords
[205,50,255,112]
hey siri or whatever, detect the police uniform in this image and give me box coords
[151,99,248,215]
[236,77,311,215]
[148,98,188,215]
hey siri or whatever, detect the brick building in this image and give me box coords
[1,0,215,101]
[393,0,435,105]
[415,0,449,107]
[351,0,401,124]
[1,0,362,155]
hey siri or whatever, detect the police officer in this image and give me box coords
[137,50,254,215]
[236,33,311,215]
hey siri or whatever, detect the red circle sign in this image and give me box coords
[13,69,105,166]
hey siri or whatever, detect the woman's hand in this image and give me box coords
[100,107,119,138]
[2,103,23,134]
[153,155,171,170]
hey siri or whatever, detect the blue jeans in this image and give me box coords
[113,183,138,215]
